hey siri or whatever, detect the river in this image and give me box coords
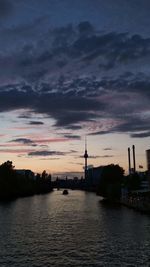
[0,190,150,266]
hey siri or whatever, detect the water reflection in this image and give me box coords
[0,190,150,266]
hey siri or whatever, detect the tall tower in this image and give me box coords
[84,137,88,179]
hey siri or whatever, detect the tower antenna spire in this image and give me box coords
[84,136,88,179]
[85,135,87,150]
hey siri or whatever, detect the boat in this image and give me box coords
[62,189,69,195]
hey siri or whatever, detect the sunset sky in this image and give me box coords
[0,0,150,176]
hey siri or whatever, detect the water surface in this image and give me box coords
[0,190,150,266]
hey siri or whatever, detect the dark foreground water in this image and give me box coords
[0,190,150,267]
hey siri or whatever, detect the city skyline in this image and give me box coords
[0,0,150,175]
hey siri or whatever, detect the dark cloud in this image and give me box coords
[54,112,97,127]
[88,155,102,159]
[28,121,44,125]
[70,150,78,153]
[1,0,150,39]
[89,116,150,138]
[81,155,113,158]
[0,73,149,134]
[51,23,76,48]
[36,51,53,64]
[64,134,81,140]
[113,117,150,134]
[1,16,48,43]
[0,0,13,18]
[0,88,35,112]
[131,132,150,138]
[69,31,150,70]
[28,150,66,157]
[1,22,150,82]
[18,113,32,119]
[65,125,82,130]
[89,130,112,136]
[80,154,114,159]
[77,21,94,37]
[35,91,102,127]
[11,138,33,144]
[11,138,36,146]
[0,22,150,136]
[79,155,100,159]
[103,148,112,151]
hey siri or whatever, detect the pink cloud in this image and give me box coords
[11,126,32,130]
[0,149,34,154]
[0,143,28,147]
[34,138,68,143]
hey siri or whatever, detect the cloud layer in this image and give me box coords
[0,22,150,141]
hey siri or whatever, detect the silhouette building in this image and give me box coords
[86,166,104,188]
[146,149,150,171]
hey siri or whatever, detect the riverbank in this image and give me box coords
[97,189,150,214]
[121,197,150,214]
[120,188,150,213]
[0,187,53,201]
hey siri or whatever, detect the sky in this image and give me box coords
[0,0,150,176]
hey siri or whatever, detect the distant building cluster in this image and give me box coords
[86,166,104,188]
[83,142,150,193]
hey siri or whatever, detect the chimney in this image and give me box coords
[128,147,131,175]
[132,145,136,173]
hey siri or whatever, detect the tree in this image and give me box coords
[0,160,17,198]
[42,170,47,179]
[0,160,14,172]
[0,161,53,200]
[97,164,124,200]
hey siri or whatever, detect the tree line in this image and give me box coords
[97,164,147,201]
[0,161,52,200]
